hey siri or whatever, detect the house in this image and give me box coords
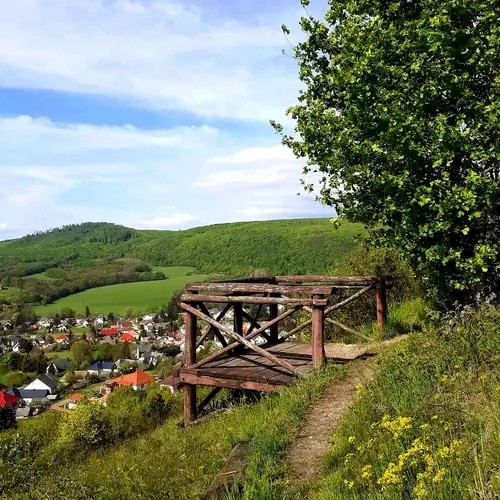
[56,334,69,343]
[144,323,155,334]
[88,361,116,376]
[160,375,181,394]
[8,388,49,405]
[121,320,133,329]
[24,374,59,395]
[100,328,119,337]
[46,358,75,376]
[99,335,116,344]
[67,392,86,409]
[142,314,157,322]
[37,317,52,329]
[105,370,156,392]
[0,390,20,409]
[75,318,89,328]
[119,332,135,343]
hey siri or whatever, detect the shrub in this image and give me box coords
[4,371,28,387]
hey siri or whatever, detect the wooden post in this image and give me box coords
[184,305,197,424]
[269,294,279,342]
[233,302,243,335]
[312,294,326,368]
[376,279,387,338]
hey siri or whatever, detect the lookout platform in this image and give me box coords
[178,275,391,424]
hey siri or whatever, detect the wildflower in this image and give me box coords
[420,423,429,430]
[378,462,403,486]
[433,468,446,483]
[413,475,428,500]
[361,464,373,482]
[380,415,413,439]
[355,384,364,395]
[439,375,448,383]
[348,435,356,444]
[431,415,438,420]
[344,453,354,465]
[480,374,488,383]
[343,479,354,489]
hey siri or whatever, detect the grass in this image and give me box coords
[10,366,346,499]
[29,272,56,281]
[34,266,209,315]
[309,306,500,499]
[45,351,73,360]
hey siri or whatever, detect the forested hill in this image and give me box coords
[0,219,365,277]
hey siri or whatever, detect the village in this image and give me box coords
[0,306,262,420]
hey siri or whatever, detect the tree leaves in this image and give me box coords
[276,0,500,305]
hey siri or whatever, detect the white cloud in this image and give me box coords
[138,214,195,228]
[208,145,297,164]
[0,223,7,230]
[0,0,305,121]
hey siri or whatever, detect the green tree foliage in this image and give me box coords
[274,1,500,306]
[0,405,16,431]
[4,371,28,387]
[70,339,92,368]
[85,306,91,318]
[56,401,111,451]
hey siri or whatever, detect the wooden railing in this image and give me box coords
[177,275,391,423]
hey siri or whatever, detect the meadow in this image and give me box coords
[34,266,209,316]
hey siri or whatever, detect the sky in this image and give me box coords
[0,0,332,239]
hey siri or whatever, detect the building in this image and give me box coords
[104,370,156,393]
[24,374,59,395]
[0,390,20,409]
[88,361,116,376]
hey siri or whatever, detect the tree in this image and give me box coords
[275,1,500,306]
[124,307,133,319]
[71,339,92,368]
[0,405,17,431]
[85,306,91,318]
[4,371,28,387]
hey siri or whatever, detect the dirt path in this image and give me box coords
[287,336,407,483]
[287,359,376,483]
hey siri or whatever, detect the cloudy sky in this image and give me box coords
[0,0,332,239]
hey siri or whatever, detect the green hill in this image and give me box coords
[0,218,364,277]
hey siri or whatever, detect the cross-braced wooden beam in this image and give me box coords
[280,283,374,341]
[197,302,229,347]
[195,303,232,348]
[181,303,303,375]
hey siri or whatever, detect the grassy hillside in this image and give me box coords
[0,218,364,277]
[34,266,208,315]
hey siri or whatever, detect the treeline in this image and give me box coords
[6,260,165,305]
[0,218,365,279]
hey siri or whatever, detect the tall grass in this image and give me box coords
[9,366,345,500]
[313,306,500,499]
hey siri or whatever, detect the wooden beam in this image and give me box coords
[185,282,336,295]
[196,387,222,414]
[180,294,327,306]
[280,284,374,341]
[276,275,381,283]
[183,307,197,424]
[197,303,228,348]
[179,372,285,392]
[196,303,231,348]
[269,293,279,342]
[376,279,387,338]
[241,308,269,342]
[300,305,373,342]
[182,303,302,374]
[312,294,326,368]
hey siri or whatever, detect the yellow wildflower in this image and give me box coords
[378,462,403,486]
[343,479,354,489]
[355,384,364,395]
[431,415,438,420]
[439,374,448,383]
[380,415,413,439]
[348,435,356,444]
[433,468,446,483]
[361,464,373,482]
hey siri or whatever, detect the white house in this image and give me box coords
[24,375,59,395]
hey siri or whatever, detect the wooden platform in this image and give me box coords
[179,341,371,392]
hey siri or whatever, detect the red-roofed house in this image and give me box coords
[119,332,135,343]
[56,334,69,342]
[121,321,133,328]
[100,328,119,337]
[105,370,156,392]
[0,390,20,408]
[109,324,121,330]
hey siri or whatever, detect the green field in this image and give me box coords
[35,266,209,316]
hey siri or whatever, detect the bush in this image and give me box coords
[4,371,28,387]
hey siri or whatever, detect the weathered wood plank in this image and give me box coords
[179,372,286,392]
[276,275,388,283]
[180,303,301,376]
[376,279,388,337]
[312,294,326,368]
[185,282,335,295]
[180,294,327,306]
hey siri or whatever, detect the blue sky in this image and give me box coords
[0,0,332,239]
